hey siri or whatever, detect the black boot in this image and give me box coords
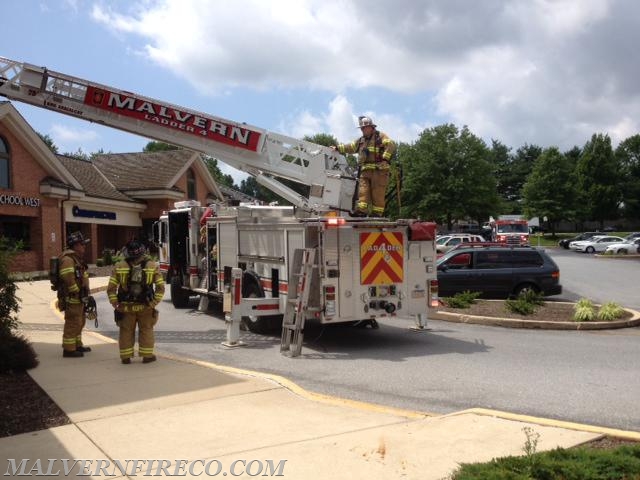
[63,350,84,358]
[77,346,92,353]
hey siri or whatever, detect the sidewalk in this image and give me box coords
[2,279,638,479]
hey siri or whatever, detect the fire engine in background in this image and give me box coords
[1,57,438,344]
[488,215,530,245]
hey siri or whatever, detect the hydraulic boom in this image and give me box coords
[0,56,356,214]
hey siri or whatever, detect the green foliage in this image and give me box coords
[573,299,596,322]
[36,132,59,153]
[143,141,179,152]
[0,238,21,336]
[443,291,481,309]
[450,441,640,479]
[597,302,625,321]
[522,146,576,235]
[615,134,640,220]
[0,238,35,373]
[102,249,115,266]
[505,290,544,316]
[505,298,536,315]
[575,133,622,226]
[399,124,500,229]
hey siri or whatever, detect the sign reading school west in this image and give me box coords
[359,232,404,285]
[84,86,262,152]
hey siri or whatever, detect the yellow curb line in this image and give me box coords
[445,408,640,441]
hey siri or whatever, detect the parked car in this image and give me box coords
[604,237,640,255]
[624,232,640,241]
[569,236,625,253]
[436,234,486,254]
[437,244,562,299]
[558,232,599,249]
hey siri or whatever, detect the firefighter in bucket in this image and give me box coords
[107,240,165,364]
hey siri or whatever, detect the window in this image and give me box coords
[0,136,9,189]
[511,251,544,268]
[186,168,197,200]
[0,216,31,250]
[475,251,512,269]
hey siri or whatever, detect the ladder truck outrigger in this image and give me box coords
[0,57,439,354]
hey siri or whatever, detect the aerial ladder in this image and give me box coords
[0,56,356,216]
[0,56,438,356]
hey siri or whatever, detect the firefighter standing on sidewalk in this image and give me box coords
[59,231,91,358]
[333,116,397,217]
[107,240,165,364]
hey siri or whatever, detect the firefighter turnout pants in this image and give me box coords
[356,166,390,217]
[118,304,158,360]
[62,302,86,352]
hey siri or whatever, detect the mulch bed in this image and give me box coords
[0,371,70,438]
[436,300,634,323]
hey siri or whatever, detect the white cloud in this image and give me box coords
[50,124,99,152]
[89,0,640,150]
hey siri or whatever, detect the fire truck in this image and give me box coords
[488,215,530,246]
[0,57,438,349]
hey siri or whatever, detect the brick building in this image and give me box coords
[1,102,222,275]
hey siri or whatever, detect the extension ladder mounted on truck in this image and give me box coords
[0,56,439,355]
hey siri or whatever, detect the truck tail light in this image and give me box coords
[324,285,336,317]
[429,279,439,307]
[552,271,560,280]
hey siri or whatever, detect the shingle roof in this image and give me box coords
[91,150,196,190]
[56,155,133,202]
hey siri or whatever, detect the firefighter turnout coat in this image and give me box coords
[107,256,165,360]
[337,130,397,216]
[58,249,90,352]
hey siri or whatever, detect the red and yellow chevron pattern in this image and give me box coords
[360,232,404,285]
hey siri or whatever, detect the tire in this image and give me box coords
[585,246,595,253]
[241,277,282,334]
[619,248,628,255]
[512,283,539,298]
[170,276,190,308]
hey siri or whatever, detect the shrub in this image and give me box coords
[0,331,39,372]
[597,302,625,321]
[0,237,21,336]
[505,290,544,316]
[102,249,114,266]
[572,298,596,322]
[443,291,481,309]
[505,297,537,315]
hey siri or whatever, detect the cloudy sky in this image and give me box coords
[3,0,639,182]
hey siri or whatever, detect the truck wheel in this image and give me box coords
[241,280,282,334]
[171,277,190,308]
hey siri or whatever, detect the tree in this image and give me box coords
[615,134,640,222]
[399,124,499,230]
[575,134,622,228]
[143,141,179,152]
[522,147,575,235]
[494,143,541,213]
[36,132,58,153]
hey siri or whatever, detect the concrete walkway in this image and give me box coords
[2,278,638,479]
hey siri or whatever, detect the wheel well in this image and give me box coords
[512,282,540,297]
[242,270,264,297]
